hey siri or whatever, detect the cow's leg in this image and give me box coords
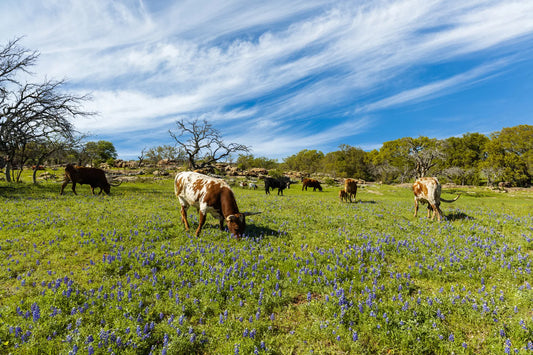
[71,182,77,195]
[219,217,225,231]
[180,205,190,231]
[428,204,436,220]
[435,204,443,222]
[413,198,419,217]
[60,180,69,195]
[195,211,206,236]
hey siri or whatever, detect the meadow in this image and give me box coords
[0,176,532,354]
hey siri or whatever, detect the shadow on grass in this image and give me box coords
[244,224,283,240]
[446,211,473,221]
[0,183,60,199]
[167,221,281,242]
[0,181,168,199]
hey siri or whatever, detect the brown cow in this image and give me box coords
[339,189,348,202]
[344,178,358,202]
[413,177,460,221]
[60,164,119,195]
[174,171,260,238]
[302,178,322,192]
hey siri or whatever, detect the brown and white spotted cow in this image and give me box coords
[174,171,260,238]
[412,177,460,221]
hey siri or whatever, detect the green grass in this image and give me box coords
[0,178,532,354]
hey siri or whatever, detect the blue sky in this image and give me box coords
[1,0,532,160]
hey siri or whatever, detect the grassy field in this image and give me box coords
[0,176,532,354]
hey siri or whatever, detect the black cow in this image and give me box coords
[264,177,288,195]
[279,176,293,189]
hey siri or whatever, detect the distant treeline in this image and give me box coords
[238,124,532,187]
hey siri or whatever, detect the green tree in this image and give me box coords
[236,154,278,170]
[83,140,117,166]
[322,145,370,179]
[442,132,488,170]
[441,132,489,185]
[283,149,324,173]
[371,138,413,183]
[482,125,532,186]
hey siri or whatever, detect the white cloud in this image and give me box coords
[1,0,533,158]
[355,59,509,113]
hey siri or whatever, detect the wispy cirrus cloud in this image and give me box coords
[354,59,511,114]
[1,0,532,158]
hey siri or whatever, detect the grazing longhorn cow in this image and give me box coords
[60,164,119,195]
[413,177,460,221]
[302,178,322,192]
[174,171,259,238]
[344,179,358,202]
[264,177,287,195]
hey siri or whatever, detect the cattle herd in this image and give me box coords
[59,165,461,238]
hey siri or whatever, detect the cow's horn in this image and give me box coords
[243,212,261,216]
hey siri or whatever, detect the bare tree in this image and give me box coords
[481,166,504,187]
[406,137,446,178]
[0,37,38,95]
[169,118,250,170]
[1,38,94,182]
[137,147,147,168]
[145,145,183,165]
[1,79,93,181]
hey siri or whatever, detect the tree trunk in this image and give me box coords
[4,162,12,182]
[32,167,38,184]
[32,156,45,184]
[15,167,23,182]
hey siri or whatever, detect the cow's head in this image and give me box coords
[226,212,261,238]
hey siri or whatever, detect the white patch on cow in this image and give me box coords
[175,171,228,219]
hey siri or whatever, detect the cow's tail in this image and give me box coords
[109,180,122,187]
[441,194,460,203]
